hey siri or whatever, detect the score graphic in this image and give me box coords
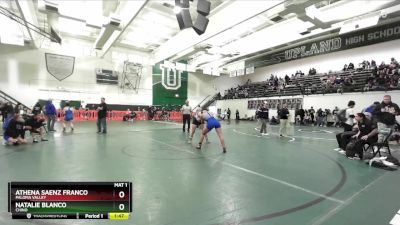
[8,182,132,220]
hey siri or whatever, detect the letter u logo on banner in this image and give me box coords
[160,64,182,90]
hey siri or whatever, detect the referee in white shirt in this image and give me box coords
[181,100,192,132]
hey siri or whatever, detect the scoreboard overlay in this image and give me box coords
[8,182,132,220]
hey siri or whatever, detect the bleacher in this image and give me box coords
[221,69,399,100]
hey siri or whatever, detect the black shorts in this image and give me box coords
[192,118,201,126]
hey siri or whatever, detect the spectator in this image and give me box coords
[32,101,42,115]
[14,103,22,115]
[298,106,305,125]
[371,60,377,69]
[344,100,356,131]
[235,110,240,120]
[390,57,399,69]
[316,108,324,126]
[25,113,48,143]
[3,114,29,145]
[285,74,290,85]
[379,61,386,70]
[45,99,57,132]
[2,102,14,120]
[325,109,334,127]
[348,62,354,70]
[346,113,378,159]
[257,103,269,135]
[227,108,231,120]
[342,64,348,71]
[332,106,339,127]
[279,104,290,137]
[374,95,399,143]
[304,112,310,125]
[309,107,315,124]
[363,101,380,115]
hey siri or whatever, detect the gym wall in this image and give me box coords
[0,41,152,108]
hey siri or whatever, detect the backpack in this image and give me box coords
[65,107,73,121]
[337,108,347,122]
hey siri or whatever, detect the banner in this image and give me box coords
[152,60,188,106]
[95,68,118,85]
[246,22,400,68]
[45,53,75,81]
[248,98,302,110]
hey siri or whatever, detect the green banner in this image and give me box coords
[152,61,188,106]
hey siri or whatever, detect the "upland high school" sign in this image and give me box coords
[246,22,400,68]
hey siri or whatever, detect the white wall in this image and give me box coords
[247,39,400,81]
[188,72,243,106]
[0,42,152,108]
[216,96,298,122]
[216,90,400,121]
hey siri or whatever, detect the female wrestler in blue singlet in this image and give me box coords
[196,110,226,153]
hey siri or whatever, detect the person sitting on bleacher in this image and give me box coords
[3,114,30,145]
[390,57,399,69]
[25,113,48,143]
[348,62,355,70]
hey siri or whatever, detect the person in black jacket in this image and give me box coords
[2,102,14,121]
[32,101,42,115]
[257,103,269,135]
[25,114,48,143]
[374,95,399,143]
[346,113,378,159]
[298,107,305,125]
[96,97,108,134]
[3,114,30,145]
[279,104,290,137]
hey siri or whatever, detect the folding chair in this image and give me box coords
[363,129,393,157]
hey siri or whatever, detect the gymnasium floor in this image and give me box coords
[1,120,400,225]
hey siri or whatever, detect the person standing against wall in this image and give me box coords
[181,100,192,133]
[45,99,57,132]
[97,97,108,134]
[227,108,231,120]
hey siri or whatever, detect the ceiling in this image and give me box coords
[0,0,400,74]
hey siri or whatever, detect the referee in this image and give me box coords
[181,100,192,132]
